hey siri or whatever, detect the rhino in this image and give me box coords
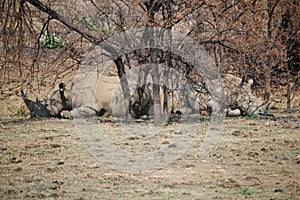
[222,74,269,116]
[21,74,180,119]
[21,75,135,118]
[181,74,269,117]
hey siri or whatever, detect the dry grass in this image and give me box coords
[0,111,299,199]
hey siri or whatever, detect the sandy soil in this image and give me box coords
[0,111,299,199]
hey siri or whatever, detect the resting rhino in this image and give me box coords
[222,74,269,116]
[22,75,135,118]
[22,74,180,119]
[181,74,269,117]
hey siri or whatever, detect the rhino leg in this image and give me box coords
[71,106,98,118]
[226,109,241,117]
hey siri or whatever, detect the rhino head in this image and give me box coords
[21,82,73,118]
[130,85,153,119]
[130,83,181,119]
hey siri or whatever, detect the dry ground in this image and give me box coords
[0,111,299,199]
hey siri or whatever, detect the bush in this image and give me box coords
[40,33,62,49]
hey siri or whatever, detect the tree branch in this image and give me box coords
[25,0,103,44]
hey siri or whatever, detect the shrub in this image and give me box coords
[40,33,62,49]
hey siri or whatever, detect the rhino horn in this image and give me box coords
[21,89,37,112]
[21,90,51,117]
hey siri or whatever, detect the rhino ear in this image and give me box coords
[248,79,254,86]
[59,83,65,91]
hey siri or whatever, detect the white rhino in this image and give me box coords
[179,74,269,117]
[21,74,180,119]
[222,74,269,116]
[21,76,123,118]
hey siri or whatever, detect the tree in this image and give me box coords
[185,0,299,108]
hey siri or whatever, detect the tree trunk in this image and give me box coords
[137,50,150,91]
[162,66,170,115]
[286,69,291,111]
[150,50,162,126]
[114,57,131,120]
[264,61,272,104]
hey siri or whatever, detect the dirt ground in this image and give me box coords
[0,110,299,200]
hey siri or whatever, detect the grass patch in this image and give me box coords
[234,188,253,195]
[283,152,297,159]
[98,178,120,186]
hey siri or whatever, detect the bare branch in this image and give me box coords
[25,0,103,44]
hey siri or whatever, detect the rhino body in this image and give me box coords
[71,75,128,118]
[179,74,269,116]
